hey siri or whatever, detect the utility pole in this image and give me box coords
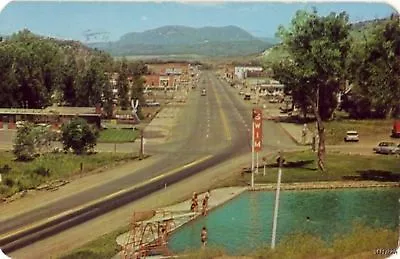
[256,152,259,174]
[398,198,400,248]
[263,157,266,176]
[139,129,144,160]
[271,151,284,249]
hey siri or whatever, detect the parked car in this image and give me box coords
[269,98,279,103]
[239,91,245,95]
[344,130,359,142]
[15,121,26,129]
[392,120,400,138]
[373,142,398,154]
[280,107,293,114]
[201,89,206,96]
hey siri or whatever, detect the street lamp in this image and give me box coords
[271,151,285,249]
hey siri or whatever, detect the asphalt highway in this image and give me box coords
[0,71,295,253]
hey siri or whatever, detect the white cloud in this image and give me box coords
[141,15,148,21]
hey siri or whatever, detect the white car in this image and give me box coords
[344,130,359,142]
[373,142,398,154]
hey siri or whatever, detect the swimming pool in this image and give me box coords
[168,188,400,254]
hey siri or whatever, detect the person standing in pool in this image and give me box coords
[201,227,208,247]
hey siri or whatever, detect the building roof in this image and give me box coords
[0,106,100,116]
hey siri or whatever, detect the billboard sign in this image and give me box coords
[252,108,263,152]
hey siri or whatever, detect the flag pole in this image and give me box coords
[251,121,254,188]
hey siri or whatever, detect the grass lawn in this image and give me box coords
[98,128,139,143]
[0,151,135,198]
[320,119,394,145]
[231,150,400,185]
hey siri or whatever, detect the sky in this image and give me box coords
[0,1,397,42]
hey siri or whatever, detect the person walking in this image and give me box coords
[191,192,199,212]
[205,189,211,200]
[302,123,308,144]
[202,197,208,216]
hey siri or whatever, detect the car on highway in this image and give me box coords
[373,142,398,154]
[344,130,359,142]
[144,99,160,107]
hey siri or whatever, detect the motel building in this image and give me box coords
[0,106,102,130]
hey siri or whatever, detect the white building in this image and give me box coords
[234,66,263,80]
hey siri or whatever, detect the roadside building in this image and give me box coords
[143,74,176,90]
[234,66,263,80]
[146,62,190,75]
[144,62,197,90]
[0,106,102,130]
[259,83,285,96]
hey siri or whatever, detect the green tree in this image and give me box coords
[77,58,105,106]
[31,124,56,155]
[0,44,19,107]
[131,76,145,119]
[61,55,79,106]
[348,15,400,118]
[128,60,148,76]
[102,79,115,118]
[61,117,98,154]
[273,9,352,171]
[13,122,56,160]
[13,122,36,161]
[117,58,130,110]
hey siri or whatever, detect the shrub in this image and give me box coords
[61,117,99,154]
[13,122,36,161]
[0,164,11,174]
[4,177,14,187]
[13,123,55,160]
[33,166,51,177]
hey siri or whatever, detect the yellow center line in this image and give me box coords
[0,155,213,241]
[211,82,232,141]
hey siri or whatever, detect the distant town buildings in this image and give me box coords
[0,106,101,130]
[142,62,199,90]
[234,66,263,80]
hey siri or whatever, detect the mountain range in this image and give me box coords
[88,25,276,57]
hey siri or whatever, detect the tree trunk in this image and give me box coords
[317,122,326,172]
[386,106,394,119]
[310,99,326,172]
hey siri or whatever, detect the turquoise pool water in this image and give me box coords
[168,188,400,254]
